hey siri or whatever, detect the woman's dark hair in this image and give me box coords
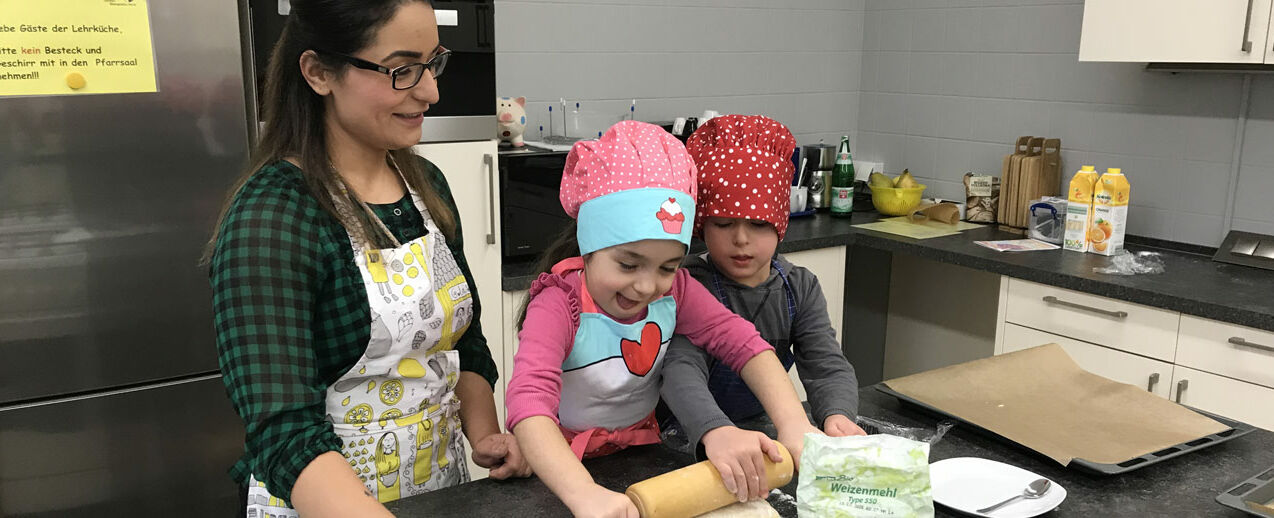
[204,0,446,262]
[516,221,580,331]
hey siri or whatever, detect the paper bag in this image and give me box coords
[964,173,999,223]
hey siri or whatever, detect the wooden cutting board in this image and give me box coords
[999,136,1032,226]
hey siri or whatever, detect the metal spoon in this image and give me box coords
[976,478,1051,514]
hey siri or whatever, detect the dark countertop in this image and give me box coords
[386,386,1274,517]
[501,211,1274,333]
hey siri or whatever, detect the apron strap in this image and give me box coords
[561,412,661,460]
[710,258,797,322]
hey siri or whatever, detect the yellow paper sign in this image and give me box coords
[0,0,157,97]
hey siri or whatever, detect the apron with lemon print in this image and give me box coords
[246,186,472,517]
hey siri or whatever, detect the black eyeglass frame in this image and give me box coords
[318,47,452,90]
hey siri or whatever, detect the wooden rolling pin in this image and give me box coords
[625,442,793,518]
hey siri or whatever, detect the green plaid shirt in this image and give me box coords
[210,158,497,503]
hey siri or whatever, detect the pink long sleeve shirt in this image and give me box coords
[505,266,773,432]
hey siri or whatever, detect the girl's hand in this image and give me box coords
[702,426,784,502]
[823,414,867,437]
[776,420,821,472]
[565,484,639,518]
[471,432,533,479]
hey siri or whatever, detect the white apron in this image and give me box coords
[246,182,472,517]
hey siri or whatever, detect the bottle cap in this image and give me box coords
[1081,165,1095,172]
[1107,168,1122,175]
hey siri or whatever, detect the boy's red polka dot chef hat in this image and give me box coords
[685,115,796,239]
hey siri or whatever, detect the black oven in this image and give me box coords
[499,147,572,262]
[246,0,495,143]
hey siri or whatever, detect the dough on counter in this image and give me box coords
[695,500,780,518]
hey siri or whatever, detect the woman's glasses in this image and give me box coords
[321,47,451,90]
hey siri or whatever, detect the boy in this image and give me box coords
[661,115,865,460]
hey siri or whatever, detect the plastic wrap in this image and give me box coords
[1093,251,1166,275]
[855,416,955,445]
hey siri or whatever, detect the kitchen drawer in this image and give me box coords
[1177,316,1274,390]
[1002,323,1173,399]
[1170,365,1274,432]
[1004,278,1179,361]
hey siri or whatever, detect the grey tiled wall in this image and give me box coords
[494,0,863,147]
[856,0,1274,247]
[493,0,1274,246]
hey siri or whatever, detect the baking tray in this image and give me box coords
[1218,465,1274,517]
[876,384,1255,475]
[1212,468,1274,516]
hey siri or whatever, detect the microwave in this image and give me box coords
[499,147,572,262]
[246,0,495,143]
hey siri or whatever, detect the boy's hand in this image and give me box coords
[823,414,868,437]
[564,484,639,518]
[775,420,821,472]
[702,426,783,502]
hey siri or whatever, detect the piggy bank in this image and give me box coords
[496,96,527,147]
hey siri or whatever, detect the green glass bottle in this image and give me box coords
[831,135,855,217]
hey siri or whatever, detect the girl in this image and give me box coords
[207,1,527,516]
[506,121,819,518]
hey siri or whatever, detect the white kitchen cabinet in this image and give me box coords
[412,140,502,479]
[784,246,847,401]
[1170,365,1274,431]
[994,275,1274,432]
[1003,278,1179,362]
[1079,0,1274,63]
[1001,323,1173,399]
[502,289,528,398]
[1177,316,1274,390]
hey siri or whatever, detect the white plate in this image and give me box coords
[929,457,1066,517]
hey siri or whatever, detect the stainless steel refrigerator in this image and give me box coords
[0,2,250,516]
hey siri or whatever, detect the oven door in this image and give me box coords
[423,0,496,142]
[500,152,572,262]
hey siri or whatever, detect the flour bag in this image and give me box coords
[797,433,933,518]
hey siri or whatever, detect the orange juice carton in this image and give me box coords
[1063,165,1099,252]
[1090,168,1130,256]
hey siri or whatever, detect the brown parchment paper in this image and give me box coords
[884,344,1229,465]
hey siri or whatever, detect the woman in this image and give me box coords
[206,1,528,516]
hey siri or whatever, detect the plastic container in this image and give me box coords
[871,184,927,216]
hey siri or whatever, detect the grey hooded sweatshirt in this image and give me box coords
[660,252,859,455]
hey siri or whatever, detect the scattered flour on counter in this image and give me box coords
[768,489,796,515]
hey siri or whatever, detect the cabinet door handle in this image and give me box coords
[1242,0,1257,51]
[1041,296,1129,319]
[1175,379,1188,404]
[484,153,496,245]
[1229,336,1274,353]
[1146,372,1159,392]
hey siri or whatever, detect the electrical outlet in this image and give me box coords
[855,160,884,182]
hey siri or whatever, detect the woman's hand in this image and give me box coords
[470,432,532,479]
[565,484,640,518]
[702,426,783,502]
[823,414,867,437]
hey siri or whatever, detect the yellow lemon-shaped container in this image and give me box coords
[871,184,927,216]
